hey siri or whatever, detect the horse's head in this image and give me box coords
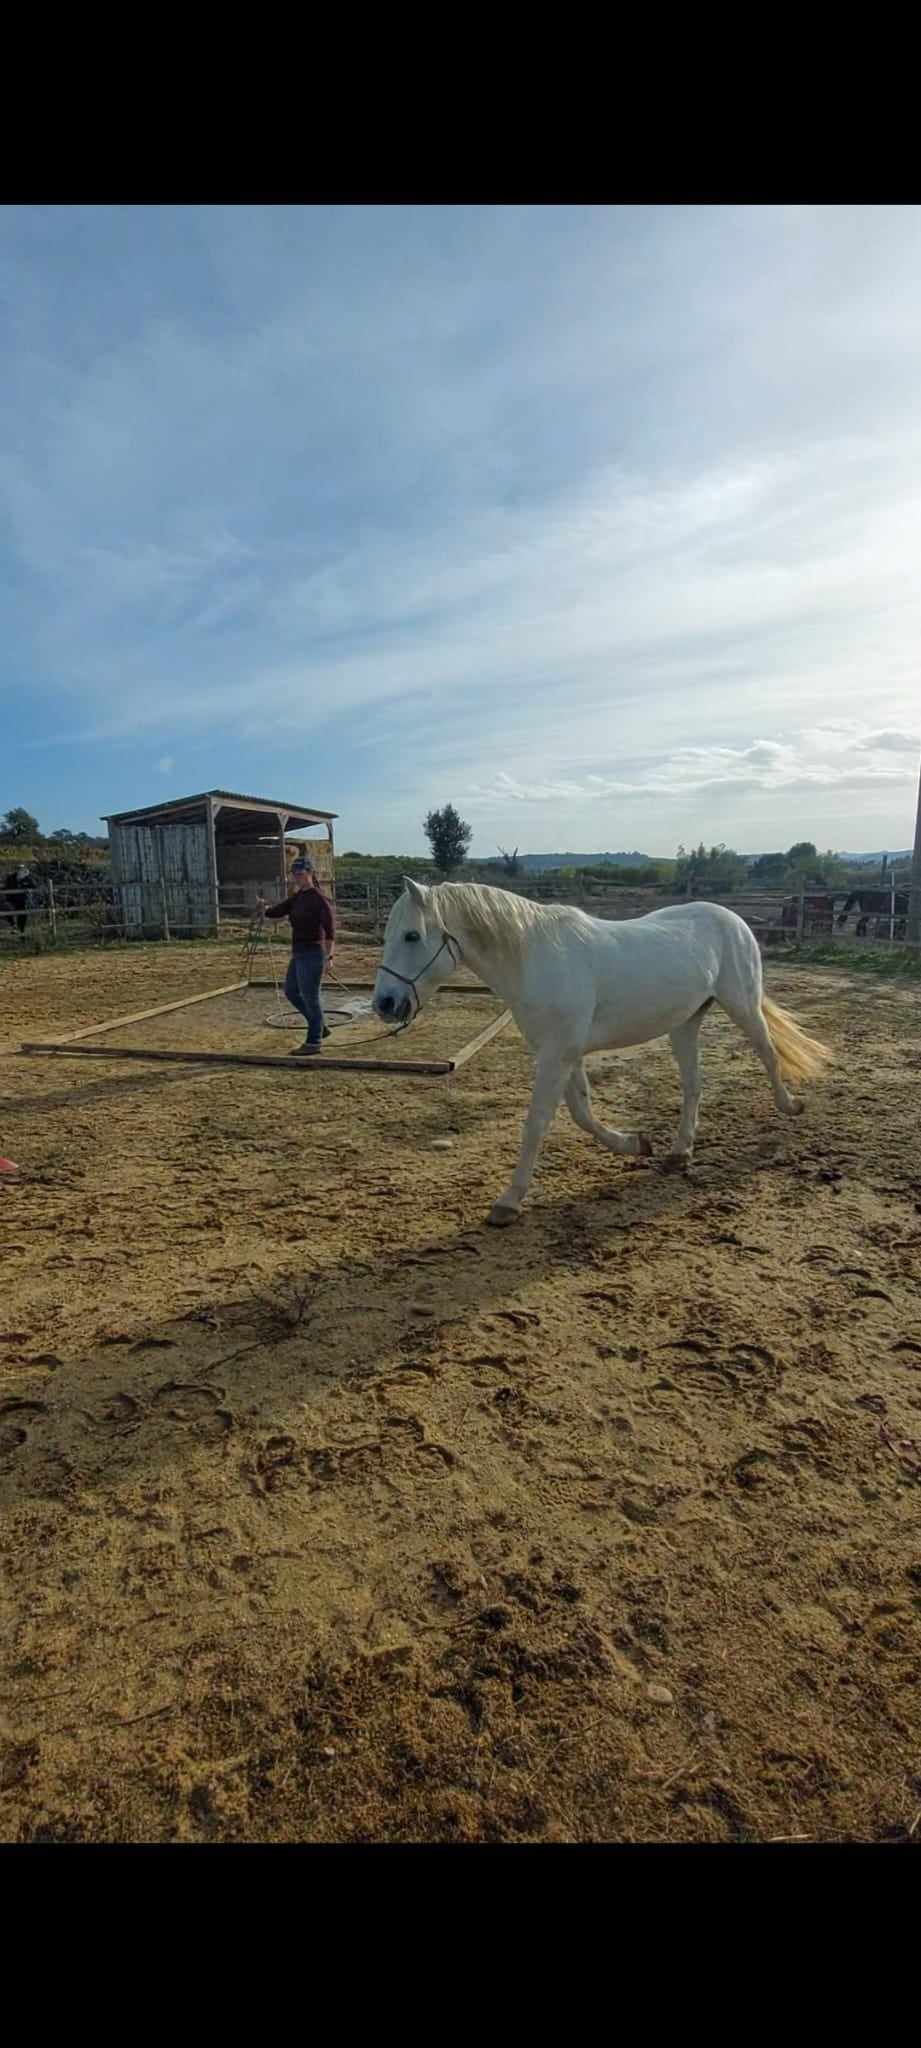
[373,877,460,1024]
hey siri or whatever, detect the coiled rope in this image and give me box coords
[241,913,411,1051]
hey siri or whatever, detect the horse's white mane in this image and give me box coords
[427,881,582,965]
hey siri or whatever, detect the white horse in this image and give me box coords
[373,880,831,1227]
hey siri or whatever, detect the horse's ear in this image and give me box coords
[402,876,427,906]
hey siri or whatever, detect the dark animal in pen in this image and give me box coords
[836,889,908,940]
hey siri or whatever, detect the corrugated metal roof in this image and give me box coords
[102,788,337,825]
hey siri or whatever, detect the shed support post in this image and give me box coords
[207,798,220,934]
[278,813,288,895]
[156,828,170,941]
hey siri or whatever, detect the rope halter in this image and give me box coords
[377,928,463,1020]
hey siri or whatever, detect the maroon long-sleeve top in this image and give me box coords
[264,887,335,951]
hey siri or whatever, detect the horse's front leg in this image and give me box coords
[488,1046,571,1227]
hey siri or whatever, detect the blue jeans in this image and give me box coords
[285,945,325,1045]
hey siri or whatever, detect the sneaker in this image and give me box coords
[290,1041,321,1057]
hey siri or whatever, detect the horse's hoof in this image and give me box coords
[636,1135,653,1158]
[488,1203,520,1228]
[662,1151,691,1175]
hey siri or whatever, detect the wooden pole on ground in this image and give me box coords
[22,997,514,1079]
[448,1008,513,1070]
[33,981,248,1047]
[247,978,494,995]
[21,1042,454,1077]
[796,891,806,942]
[47,877,57,942]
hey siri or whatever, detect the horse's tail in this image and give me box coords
[762,995,831,1085]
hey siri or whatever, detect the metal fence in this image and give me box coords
[1,877,270,947]
[1,876,117,947]
[334,872,921,954]
[2,871,352,948]
[3,868,917,954]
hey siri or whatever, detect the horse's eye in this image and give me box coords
[405,930,420,943]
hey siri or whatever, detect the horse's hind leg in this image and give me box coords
[720,1000,799,1115]
[664,1008,707,1173]
[715,932,799,1117]
[565,1063,651,1158]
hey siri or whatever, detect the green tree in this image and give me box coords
[2,807,40,842]
[676,842,746,893]
[423,803,473,877]
[749,851,789,885]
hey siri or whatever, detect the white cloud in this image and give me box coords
[461,722,918,840]
[854,728,920,753]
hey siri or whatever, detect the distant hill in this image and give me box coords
[834,850,912,867]
[478,851,662,873]
[477,847,913,873]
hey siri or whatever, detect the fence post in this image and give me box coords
[796,891,806,942]
[47,876,57,942]
[161,879,170,942]
[889,870,896,943]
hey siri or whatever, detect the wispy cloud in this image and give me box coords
[853,728,920,754]
[464,725,918,821]
[2,205,920,851]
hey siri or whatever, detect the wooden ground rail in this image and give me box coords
[30,981,248,1048]
[247,978,493,995]
[20,978,514,1078]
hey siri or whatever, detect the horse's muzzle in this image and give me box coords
[374,991,411,1024]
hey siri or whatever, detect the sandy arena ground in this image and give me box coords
[1,937,920,1843]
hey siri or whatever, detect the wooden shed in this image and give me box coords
[102,789,337,936]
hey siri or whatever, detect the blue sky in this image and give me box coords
[2,203,920,856]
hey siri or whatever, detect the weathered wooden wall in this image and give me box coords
[110,811,335,931]
[109,815,213,932]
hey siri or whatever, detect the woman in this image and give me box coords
[256,859,335,1056]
